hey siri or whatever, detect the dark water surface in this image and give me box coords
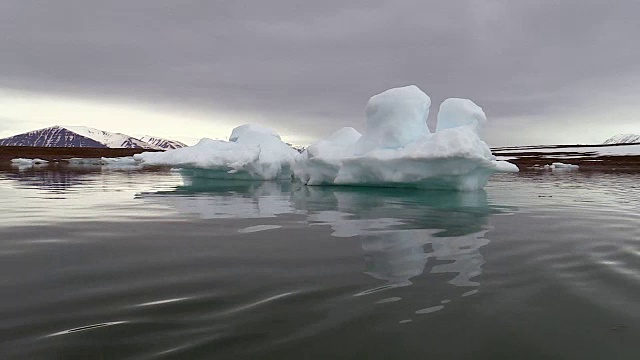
[0,165,638,359]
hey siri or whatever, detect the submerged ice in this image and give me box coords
[135,85,517,190]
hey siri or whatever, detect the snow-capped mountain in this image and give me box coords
[65,126,161,149]
[139,136,186,149]
[0,126,108,147]
[603,134,640,145]
[0,126,162,149]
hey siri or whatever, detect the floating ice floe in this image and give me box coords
[544,162,579,171]
[67,157,139,166]
[10,158,49,168]
[134,124,298,180]
[295,85,518,190]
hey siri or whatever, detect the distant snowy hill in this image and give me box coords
[0,126,108,147]
[139,136,186,149]
[603,134,640,145]
[65,126,161,149]
[0,126,162,149]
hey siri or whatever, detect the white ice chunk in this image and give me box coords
[100,157,138,166]
[67,158,103,166]
[134,124,298,180]
[296,86,517,190]
[548,162,579,171]
[10,158,49,165]
[436,98,487,134]
[355,85,430,154]
[493,160,520,172]
[332,128,505,190]
[294,127,362,185]
[306,127,362,160]
[66,157,139,168]
[229,123,281,142]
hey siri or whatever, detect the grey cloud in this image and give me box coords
[1,0,639,144]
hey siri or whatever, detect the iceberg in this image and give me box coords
[134,124,299,180]
[134,85,517,190]
[296,85,518,190]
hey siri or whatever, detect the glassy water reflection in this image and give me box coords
[0,166,638,359]
[140,176,512,316]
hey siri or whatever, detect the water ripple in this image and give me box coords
[47,321,128,337]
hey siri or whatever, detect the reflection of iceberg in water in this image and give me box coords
[289,186,496,292]
[361,231,433,288]
[430,231,490,287]
[140,173,509,311]
[0,165,98,191]
[363,230,489,289]
[138,175,299,219]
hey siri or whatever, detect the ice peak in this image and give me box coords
[436,98,486,134]
[357,85,431,153]
[229,124,282,143]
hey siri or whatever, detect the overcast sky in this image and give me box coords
[2,0,640,146]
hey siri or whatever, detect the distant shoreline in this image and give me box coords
[1,145,639,172]
[502,154,640,172]
[0,146,162,163]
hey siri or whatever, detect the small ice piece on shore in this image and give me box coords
[101,157,138,166]
[134,124,298,180]
[296,85,518,190]
[67,156,139,168]
[67,158,103,166]
[545,162,579,171]
[11,158,49,165]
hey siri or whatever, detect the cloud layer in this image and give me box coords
[2,1,640,145]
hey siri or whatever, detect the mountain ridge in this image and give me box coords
[0,126,186,150]
[139,135,186,149]
[603,133,640,145]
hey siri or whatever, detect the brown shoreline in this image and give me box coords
[0,146,162,163]
[1,145,639,172]
[495,149,640,172]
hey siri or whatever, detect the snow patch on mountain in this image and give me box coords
[603,134,640,145]
[65,126,160,149]
[0,125,181,149]
[139,136,187,149]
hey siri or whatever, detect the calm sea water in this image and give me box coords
[0,165,638,359]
